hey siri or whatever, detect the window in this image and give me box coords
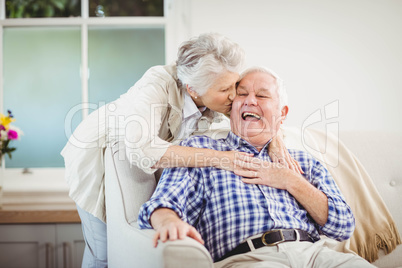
[89,0,163,17]
[0,0,180,171]
[5,0,163,18]
[6,0,81,18]
[3,26,82,167]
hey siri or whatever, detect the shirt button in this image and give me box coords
[389,180,396,187]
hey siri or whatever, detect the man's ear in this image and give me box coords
[280,106,289,123]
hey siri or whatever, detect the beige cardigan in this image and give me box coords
[61,64,223,222]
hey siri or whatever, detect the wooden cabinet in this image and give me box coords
[0,169,85,267]
[55,224,85,268]
[0,223,84,268]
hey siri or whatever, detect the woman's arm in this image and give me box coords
[153,145,253,171]
[153,129,300,172]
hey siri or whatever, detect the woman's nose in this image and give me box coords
[228,88,236,101]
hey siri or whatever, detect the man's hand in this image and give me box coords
[233,156,329,226]
[233,156,297,190]
[269,129,303,174]
[150,208,204,247]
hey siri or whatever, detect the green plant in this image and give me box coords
[6,0,81,18]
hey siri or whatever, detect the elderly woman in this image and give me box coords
[61,33,298,267]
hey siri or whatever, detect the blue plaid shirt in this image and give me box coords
[138,132,355,262]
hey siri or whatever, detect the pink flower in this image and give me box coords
[8,129,18,140]
[0,125,5,131]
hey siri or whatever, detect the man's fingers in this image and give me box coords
[270,153,279,163]
[271,150,303,175]
[168,224,178,241]
[234,159,262,171]
[233,160,250,169]
[289,158,299,173]
[277,157,289,168]
[153,232,160,248]
[177,225,204,244]
[159,228,168,243]
[235,153,256,166]
[295,160,304,174]
[154,226,204,248]
[241,178,261,184]
[285,154,303,175]
[284,155,295,171]
[178,225,189,240]
[234,168,259,178]
[154,222,205,248]
[270,151,288,167]
[187,227,205,245]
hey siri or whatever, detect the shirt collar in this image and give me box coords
[183,91,203,120]
[225,131,272,156]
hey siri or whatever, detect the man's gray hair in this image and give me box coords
[240,66,288,108]
[176,33,245,96]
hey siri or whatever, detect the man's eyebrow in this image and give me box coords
[256,87,273,93]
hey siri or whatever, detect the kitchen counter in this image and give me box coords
[0,167,80,224]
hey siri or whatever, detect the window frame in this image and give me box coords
[0,0,191,174]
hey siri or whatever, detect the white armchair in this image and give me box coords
[105,141,213,268]
[105,128,402,267]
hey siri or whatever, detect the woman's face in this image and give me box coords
[196,71,240,115]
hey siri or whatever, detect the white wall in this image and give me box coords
[179,0,402,132]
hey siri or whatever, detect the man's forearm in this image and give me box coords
[287,175,329,226]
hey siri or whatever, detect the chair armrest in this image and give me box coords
[133,227,213,268]
[105,145,213,267]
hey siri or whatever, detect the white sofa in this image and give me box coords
[105,129,402,268]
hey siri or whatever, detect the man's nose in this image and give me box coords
[244,93,257,106]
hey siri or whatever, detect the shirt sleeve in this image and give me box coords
[309,161,356,241]
[138,136,212,229]
[137,164,206,229]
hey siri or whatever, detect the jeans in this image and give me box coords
[76,205,108,268]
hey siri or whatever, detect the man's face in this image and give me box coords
[230,72,288,148]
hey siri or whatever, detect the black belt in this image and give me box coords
[218,229,314,261]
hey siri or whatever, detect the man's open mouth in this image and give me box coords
[242,112,261,120]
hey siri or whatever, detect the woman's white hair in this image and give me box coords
[240,66,288,108]
[176,33,245,96]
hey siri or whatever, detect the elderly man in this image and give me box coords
[138,67,374,267]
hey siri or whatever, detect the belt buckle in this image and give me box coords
[262,230,285,246]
